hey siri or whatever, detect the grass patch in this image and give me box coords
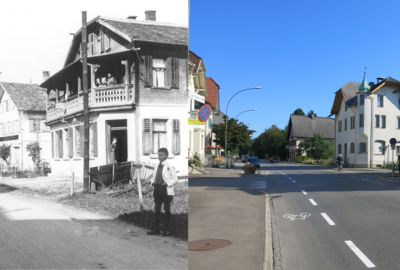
[59,181,188,239]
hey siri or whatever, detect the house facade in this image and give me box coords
[188,51,208,160]
[0,82,51,170]
[330,75,400,168]
[287,114,335,162]
[40,12,188,178]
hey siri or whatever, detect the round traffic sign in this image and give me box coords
[198,104,212,122]
[390,138,397,145]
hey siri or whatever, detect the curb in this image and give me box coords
[264,193,273,270]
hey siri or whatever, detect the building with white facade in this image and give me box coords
[330,74,400,168]
[0,82,51,170]
[40,12,188,178]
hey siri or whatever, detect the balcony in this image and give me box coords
[47,84,134,122]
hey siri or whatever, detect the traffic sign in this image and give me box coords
[198,104,211,122]
[390,138,397,145]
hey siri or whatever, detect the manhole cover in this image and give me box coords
[189,239,231,251]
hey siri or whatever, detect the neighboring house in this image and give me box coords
[40,11,188,178]
[330,74,400,168]
[205,77,220,149]
[0,82,51,170]
[188,51,208,159]
[287,114,335,162]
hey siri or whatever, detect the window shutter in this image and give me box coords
[92,122,98,157]
[171,58,179,88]
[165,58,172,88]
[68,127,73,158]
[143,118,151,155]
[172,119,180,155]
[51,132,54,158]
[58,130,63,158]
[80,125,84,157]
[29,119,34,132]
[144,56,152,87]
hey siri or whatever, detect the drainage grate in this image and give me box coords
[189,239,231,251]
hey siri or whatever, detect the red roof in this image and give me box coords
[205,77,219,110]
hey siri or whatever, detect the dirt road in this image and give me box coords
[0,185,187,269]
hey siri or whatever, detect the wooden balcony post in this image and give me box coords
[121,60,129,101]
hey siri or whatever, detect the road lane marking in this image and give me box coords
[301,190,307,195]
[309,199,317,206]
[345,240,376,268]
[283,212,311,221]
[292,180,296,183]
[288,177,292,180]
[321,213,335,225]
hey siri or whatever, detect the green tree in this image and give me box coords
[26,142,41,169]
[0,144,11,166]
[306,109,317,117]
[251,125,288,159]
[298,133,334,159]
[293,108,305,115]
[212,116,255,155]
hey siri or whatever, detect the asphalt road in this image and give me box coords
[0,185,187,269]
[189,164,268,270]
[266,162,400,270]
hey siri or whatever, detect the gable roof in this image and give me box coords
[0,82,47,111]
[189,51,205,74]
[288,114,335,140]
[330,82,360,115]
[64,16,188,67]
[370,76,400,93]
[205,77,220,111]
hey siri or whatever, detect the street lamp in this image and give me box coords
[225,87,262,157]
[234,109,257,120]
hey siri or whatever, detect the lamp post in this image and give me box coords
[225,87,261,157]
[234,109,257,120]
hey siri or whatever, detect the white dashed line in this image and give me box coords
[301,190,307,195]
[288,177,292,180]
[321,213,335,225]
[309,199,317,206]
[292,180,296,183]
[345,241,376,268]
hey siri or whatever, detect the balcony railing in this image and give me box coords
[47,84,134,122]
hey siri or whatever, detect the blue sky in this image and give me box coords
[189,0,400,138]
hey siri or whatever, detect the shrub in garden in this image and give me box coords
[193,154,202,168]
[215,158,224,166]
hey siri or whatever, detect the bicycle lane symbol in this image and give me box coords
[283,212,311,221]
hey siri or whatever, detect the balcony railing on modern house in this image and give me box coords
[47,84,134,122]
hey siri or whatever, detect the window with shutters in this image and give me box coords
[143,119,151,155]
[171,58,179,88]
[144,56,152,87]
[172,119,180,155]
[152,119,168,154]
[152,59,166,88]
[75,126,81,157]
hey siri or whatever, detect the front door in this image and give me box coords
[106,120,128,164]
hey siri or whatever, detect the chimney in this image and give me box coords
[145,10,156,21]
[43,71,50,82]
[377,77,385,84]
[369,82,374,87]
[127,16,137,20]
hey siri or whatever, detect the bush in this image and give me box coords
[242,164,257,174]
[193,154,202,168]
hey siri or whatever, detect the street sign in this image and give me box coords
[188,92,205,103]
[190,111,198,120]
[391,145,396,150]
[198,104,211,122]
[390,138,397,145]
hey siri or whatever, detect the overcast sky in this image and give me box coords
[0,0,188,85]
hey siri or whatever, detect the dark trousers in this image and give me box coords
[153,184,173,231]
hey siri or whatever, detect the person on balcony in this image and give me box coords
[107,73,116,85]
[101,77,107,86]
[95,78,101,87]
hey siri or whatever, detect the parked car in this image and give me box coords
[247,156,260,168]
[270,155,280,163]
[241,155,249,163]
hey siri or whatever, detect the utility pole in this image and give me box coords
[82,11,89,191]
